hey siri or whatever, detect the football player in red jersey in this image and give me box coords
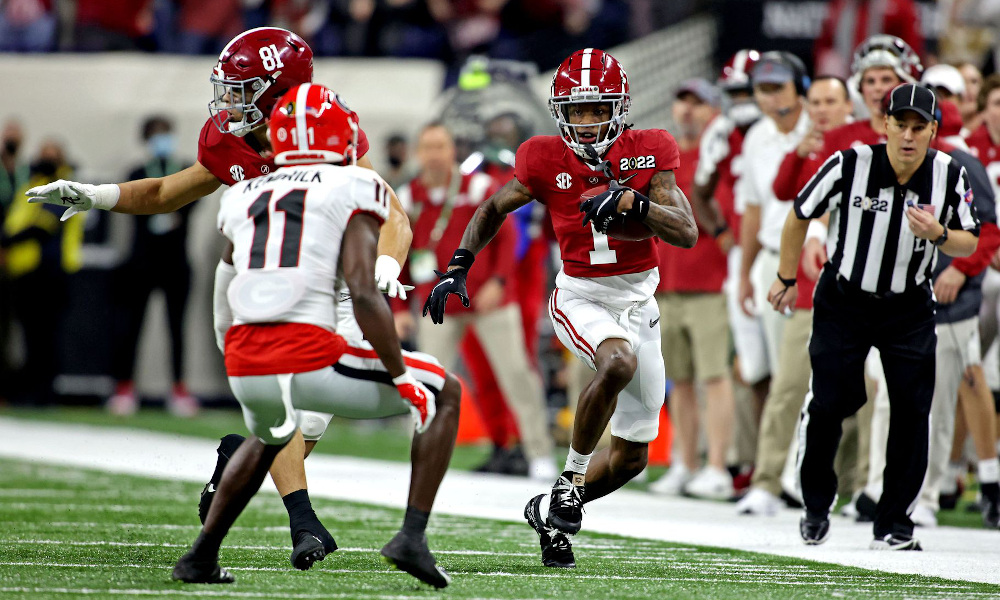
[424,48,697,568]
[25,27,414,570]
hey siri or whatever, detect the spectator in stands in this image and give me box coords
[105,116,199,417]
[0,0,56,52]
[74,0,155,52]
[1,139,83,405]
[395,122,556,481]
[647,79,734,500]
[175,0,243,55]
[737,76,854,515]
[813,0,924,79]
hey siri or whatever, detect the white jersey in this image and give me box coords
[217,164,390,331]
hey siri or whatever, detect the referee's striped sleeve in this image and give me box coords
[950,167,981,235]
[794,151,843,220]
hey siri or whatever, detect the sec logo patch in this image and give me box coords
[556,172,572,189]
[230,165,246,181]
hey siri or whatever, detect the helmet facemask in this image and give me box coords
[549,90,630,159]
[209,71,279,137]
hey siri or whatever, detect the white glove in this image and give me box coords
[25,179,120,221]
[393,370,437,434]
[375,255,412,300]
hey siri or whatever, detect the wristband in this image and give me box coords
[392,371,417,386]
[448,249,475,270]
[93,184,121,211]
[932,227,949,247]
[628,191,651,221]
[777,272,797,287]
[713,223,729,238]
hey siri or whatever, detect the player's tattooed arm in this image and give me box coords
[454,178,534,262]
[645,170,698,248]
[116,162,222,214]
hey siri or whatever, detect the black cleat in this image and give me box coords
[525,494,575,568]
[982,498,1000,529]
[172,552,235,584]
[290,530,328,571]
[548,471,585,534]
[799,512,830,545]
[198,434,246,525]
[870,533,922,551]
[854,491,877,523]
[380,531,450,588]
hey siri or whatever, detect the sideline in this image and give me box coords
[1,417,998,586]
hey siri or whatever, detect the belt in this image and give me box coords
[834,273,927,301]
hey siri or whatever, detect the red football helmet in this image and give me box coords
[549,48,631,158]
[718,49,761,93]
[209,27,314,137]
[268,83,359,166]
[849,34,923,87]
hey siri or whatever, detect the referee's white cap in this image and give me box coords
[886,83,938,122]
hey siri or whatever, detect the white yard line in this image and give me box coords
[1,417,999,587]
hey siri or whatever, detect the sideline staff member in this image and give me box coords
[768,84,980,550]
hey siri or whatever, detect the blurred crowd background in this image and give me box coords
[3,0,1000,520]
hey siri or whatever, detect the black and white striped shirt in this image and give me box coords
[796,144,980,295]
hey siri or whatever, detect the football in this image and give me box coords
[581,184,656,241]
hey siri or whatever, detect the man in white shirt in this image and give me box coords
[738,52,813,385]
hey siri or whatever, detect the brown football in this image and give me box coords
[581,184,655,242]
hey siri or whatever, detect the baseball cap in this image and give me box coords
[751,57,794,86]
[921,64,966,96]
[886,83,938,122]
[675,78,721,107]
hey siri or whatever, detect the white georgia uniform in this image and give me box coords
[216,163,446,444]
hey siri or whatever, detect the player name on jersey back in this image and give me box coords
[218,164,390,332]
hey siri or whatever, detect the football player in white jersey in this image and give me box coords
[172,84,459,589]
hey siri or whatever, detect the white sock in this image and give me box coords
[564,447,593,475]
[978,458,1000,484]
[539,494,550,516]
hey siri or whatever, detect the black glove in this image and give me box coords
[422,250,474,324]
[581,179,628,234]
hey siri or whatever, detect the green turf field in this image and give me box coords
[2,458,999,600]
[1,406,990,529]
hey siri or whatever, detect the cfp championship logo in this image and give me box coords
[555,172,573,190]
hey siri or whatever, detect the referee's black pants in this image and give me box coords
[800,269,935,539]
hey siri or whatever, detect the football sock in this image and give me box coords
[211,434,246,486]
[564,447,592,476]
[401,505,430,538]
[978,459,1000,503]
[190,530,223,561]
[283,489,319,532]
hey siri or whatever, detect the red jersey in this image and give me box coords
[694,115,746,240]
[197,117,370,186]
[657,145,727,293]
[967,125,1000,199]
[515,129,679,278]
[402,172,516,307]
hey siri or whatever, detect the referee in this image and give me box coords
[768,83,980,550]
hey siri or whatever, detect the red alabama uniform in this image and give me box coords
[514,128,679,279]
[198,117,371,185]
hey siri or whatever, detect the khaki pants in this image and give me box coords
[751,309,811,496]
[418,303,552,460]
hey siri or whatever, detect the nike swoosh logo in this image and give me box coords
[618,174,637,184]
[434,278,454,290]
[649,317,660,328]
